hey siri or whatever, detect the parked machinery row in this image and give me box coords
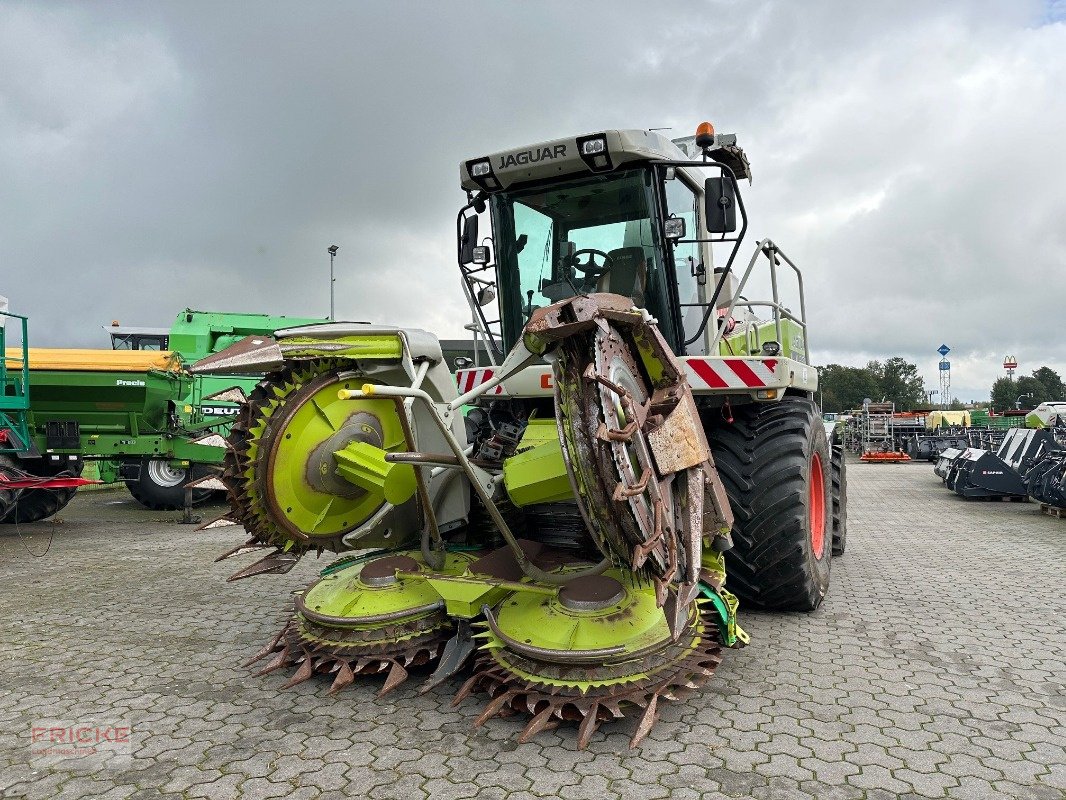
[934,428,1066,504]
[837,414,1026,463]
[907,427,1011,462]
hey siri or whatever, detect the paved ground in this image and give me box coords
[0,461,1063,800]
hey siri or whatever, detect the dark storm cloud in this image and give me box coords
[1,0,1062,401]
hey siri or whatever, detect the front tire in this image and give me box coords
[0,456,84,524]
[707,396,832,611]
[124,458,213,510]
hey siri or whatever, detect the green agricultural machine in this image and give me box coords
[194,122,845,747]
[1,307,327,518]
[1,299,96,522]
[102,309,328,508]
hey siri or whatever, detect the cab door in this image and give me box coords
[662,173,707,355]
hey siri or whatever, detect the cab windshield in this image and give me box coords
[489,169,672,351]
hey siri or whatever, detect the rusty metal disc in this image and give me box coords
[558,575,626,611]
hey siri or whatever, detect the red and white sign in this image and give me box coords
[457,357,783,397]
[685,358,779,389]
[455,368,505,396]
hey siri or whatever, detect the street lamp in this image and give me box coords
[1015,392,1032,410]
[327,245,339,321]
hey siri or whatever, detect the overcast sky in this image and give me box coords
[2,0,1064,402]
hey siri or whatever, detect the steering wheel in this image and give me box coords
[569,248,615,289]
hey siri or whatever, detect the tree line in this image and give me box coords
[990,367,1064,412]
[817,359,1064,413]
[818,358,926,413]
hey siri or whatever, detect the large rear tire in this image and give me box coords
[124,458,213,511]
[0,456,84,524]
[831,442,847,556]
[707,396,832,611]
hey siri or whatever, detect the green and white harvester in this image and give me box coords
[193,122,846,747]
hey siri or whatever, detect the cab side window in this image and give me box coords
[664,176,705,353]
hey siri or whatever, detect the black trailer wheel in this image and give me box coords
[124,458,213,510]
[831,442,847,556]
[0,456,84,524]
[707,396,832,611]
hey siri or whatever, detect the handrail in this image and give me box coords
[0,310,32,453]
[706,239,809,364]
[0,311,30,410]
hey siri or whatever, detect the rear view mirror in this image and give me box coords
[460,214,479,264]
[704,177,737,234]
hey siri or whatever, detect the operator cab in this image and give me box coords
[458,125,751,359]
[493,170,663,333]
[106,324,170,351]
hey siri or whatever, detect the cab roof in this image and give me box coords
[460,129,691,193]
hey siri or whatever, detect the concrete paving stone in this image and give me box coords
[754,732,815,760]
[798,757,862,786]
[92,786,139,800]
[2,772,67,800]
[890,767,961,797]
[848,763,922,795]
[754,751,816,782]
[183,773,246,799]
[796,780,867,800]
[128,790,186,800]
[707,767,768,797]
[365,772,427,800]
[232,777,295,800]
[989,780,1065,800]
[2,462,1065,799]
[159,765,225,793]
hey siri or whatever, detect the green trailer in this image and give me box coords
[5,307,480,518]
[16,348,228,510]
[971,408,1029,430]
[101,309,329,507]
[3,306,328,516]
[2,300,96,523]
[103,313,484,507]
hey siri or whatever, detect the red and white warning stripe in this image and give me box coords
[456,358,782,398]
[455,367,506,396]
[684,358,779,390]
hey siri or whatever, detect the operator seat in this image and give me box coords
[596,246,647,306]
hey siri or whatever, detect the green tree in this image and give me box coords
[1033,367,1064,401]
[872,357,926,411]
[1016,375,1048,408]
[819,364,880,412]
[990,367,1062,411]
[991,376,1016,411]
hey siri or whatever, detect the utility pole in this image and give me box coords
[327,245,339,321]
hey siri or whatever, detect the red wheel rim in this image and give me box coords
[809,452,826,559]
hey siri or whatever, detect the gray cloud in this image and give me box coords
[2,0,1062,402]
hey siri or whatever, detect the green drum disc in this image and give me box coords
[266,373,408,543]
[299,551,475,631]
